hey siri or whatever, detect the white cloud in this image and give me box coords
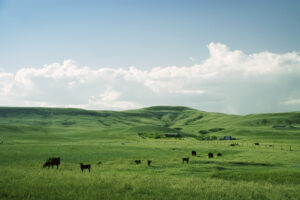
[87,88,142,110]
[0,43,300,114]
[283,99,300,105]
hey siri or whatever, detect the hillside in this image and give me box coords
[0,106,299,142]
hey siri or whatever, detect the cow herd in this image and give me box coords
[180,151,223,164]
[43,151,223,172]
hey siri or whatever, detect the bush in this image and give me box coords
[199,130,209,134]
[211,135,217,140]
[208,128,224,132]
[165,133,182,138]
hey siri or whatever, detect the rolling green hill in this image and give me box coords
[0,106,299,140]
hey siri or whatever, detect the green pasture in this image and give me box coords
[0,106,299,200]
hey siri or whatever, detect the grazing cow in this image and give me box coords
[147,160,152,166]
[208,152,214,158]
[254,142,260,146]
[217,153,222,157]
[43,157,60,169]
[97,161,102,165]
[182,157,189,164]
[43,161,51,168]
[192,151,197,156]
[135,160,141,165]
[80,163,91,172]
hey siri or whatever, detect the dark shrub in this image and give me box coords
[199,130,208,134]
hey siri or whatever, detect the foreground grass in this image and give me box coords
[1,168,299,200]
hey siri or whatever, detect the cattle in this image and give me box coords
[43,157,60,169]
[135,160,141,165]
[217,153,222,157]
[182,157,189,164]
[254,142,260,146]
[43,161,51,168]
[208,152,214,158]
[80,163,91,172]
[192,151,197,156]
[147,160,152,166]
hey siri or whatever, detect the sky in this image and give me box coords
[0,0,300,114]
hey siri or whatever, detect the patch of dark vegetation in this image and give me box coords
[189,160,216,165]
[272,125,300,130]
[163,123,170,127]
[165,133,182,138]
[184,115,203,125]
[198,128,225,135]
[229,161,273,166]
[141,132,183,139]
[215,167,226,170]
[195,135,235,141]
[212,171,300,184]
[61,121,76,126]
[199,130,209,134]
[208,128,225,132]
[97,120,110,126]
[174,127,182,130]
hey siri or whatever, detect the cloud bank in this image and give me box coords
[1,43,300,114]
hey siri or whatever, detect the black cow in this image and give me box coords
[217,153,222,157]
[135,160,141,165]
[147,160,152,166]
[182,157,189,164]
[208,152,214,158]
[192,151,197,156]
[80,163,91,172]
[254,142,260,146]
[43,157,60,169]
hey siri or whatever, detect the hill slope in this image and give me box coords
[0,106,299,142]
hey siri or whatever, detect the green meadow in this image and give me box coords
[0,106,299,200]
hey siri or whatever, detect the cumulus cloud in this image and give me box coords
[0,43,300,114]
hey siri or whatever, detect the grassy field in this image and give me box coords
[0,106,299,200]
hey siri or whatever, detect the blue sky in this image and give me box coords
[0,0,300,114]
[1,0,300,71]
